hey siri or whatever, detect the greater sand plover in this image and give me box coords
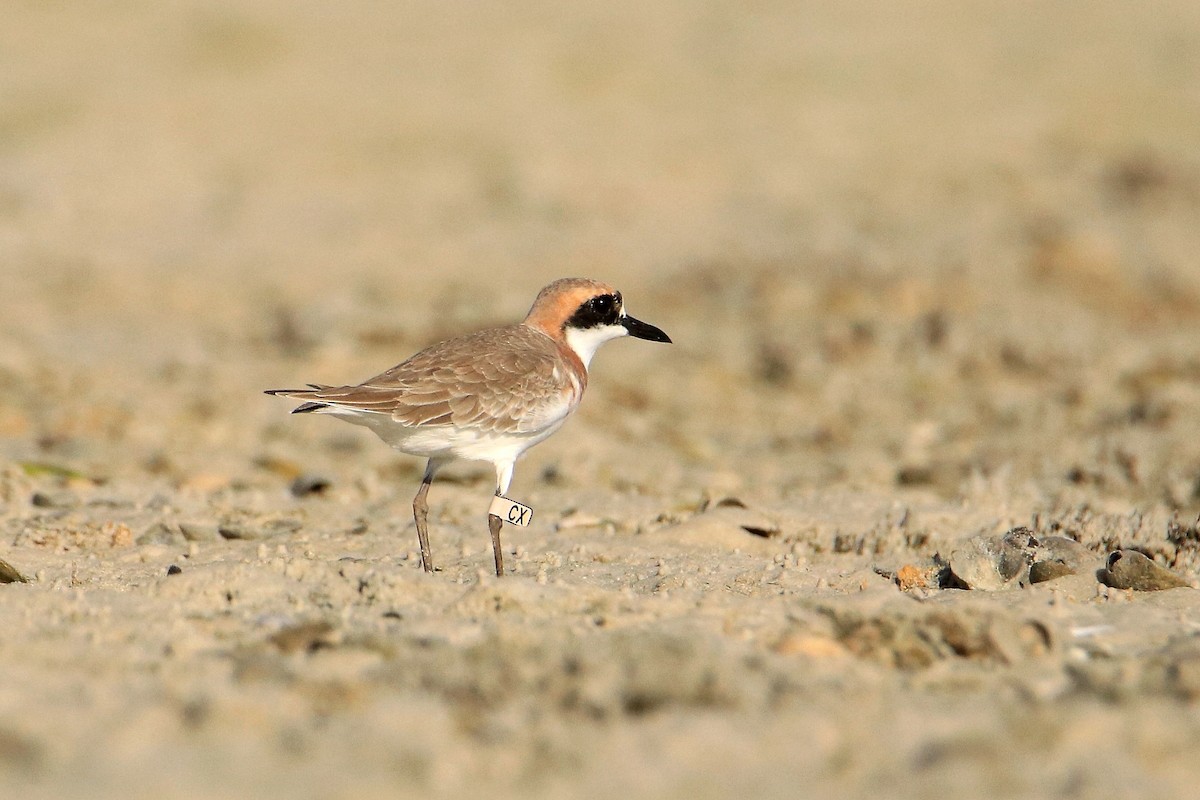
[266,278,670,576]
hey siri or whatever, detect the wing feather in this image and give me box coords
[269,326,581,434]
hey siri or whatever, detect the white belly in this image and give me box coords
[325,407,569,465]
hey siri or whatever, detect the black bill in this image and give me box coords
[621,315,672,343]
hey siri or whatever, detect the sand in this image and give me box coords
[3,1,1200,797]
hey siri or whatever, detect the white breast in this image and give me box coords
[563,323,627,368]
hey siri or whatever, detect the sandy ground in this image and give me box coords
[3,1,1200,797]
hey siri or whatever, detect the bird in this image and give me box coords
[265,277,671,576]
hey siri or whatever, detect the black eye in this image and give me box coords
[567,293,621,330]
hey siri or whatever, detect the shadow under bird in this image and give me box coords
[265,277,671,576]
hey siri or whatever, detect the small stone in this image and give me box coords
[31,489,77,509]
[289,473,331,498]
[137,522,186,546]
[178,521,222,542]
[1037,536,1092,570]
[0,557,28,584]
[217,524,254,540]
[167,564,183,576]
[1027,536,1102,585]
[896,563,935,591]
[1029,559,1075,584]
[1100,550,1192,591]
[948,528,1039,590]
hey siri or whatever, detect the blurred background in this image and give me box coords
[4,4,1200,798]
[2,0,1200,513]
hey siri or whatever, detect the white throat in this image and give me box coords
[563,324,627,369]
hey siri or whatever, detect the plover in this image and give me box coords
[266,278,670,576]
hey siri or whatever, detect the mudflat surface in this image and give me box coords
[3,2,1200,798]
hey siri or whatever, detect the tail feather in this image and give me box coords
[291,401,329,414]
[264,388,331,414]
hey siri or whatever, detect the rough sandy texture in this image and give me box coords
[3,2,1200,798]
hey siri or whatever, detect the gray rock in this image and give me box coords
[948,527,1040,590]
[179,521,222,542]
[1037,535,1094,571]
[1029,535,1097,584]
[1029,559,1075,584]
[217,523,258,541]
[1100,550,1193,591]
[137,522,186,546]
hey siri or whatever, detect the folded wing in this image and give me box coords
[266,326,580,434]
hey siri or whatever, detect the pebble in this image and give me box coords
[1029,559,1075,584]
[178,521,222,543]
[217,523,256,540]
[137,522,186,546]
[1100,550,1193,591]
[948,528,1038,590]
[0,557,28,584]
[1029,536,1096,583]
[289,473,331,498]
[894,563,938,591]
[31,489,77,509]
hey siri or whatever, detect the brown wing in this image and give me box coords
[273,326,579,433]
